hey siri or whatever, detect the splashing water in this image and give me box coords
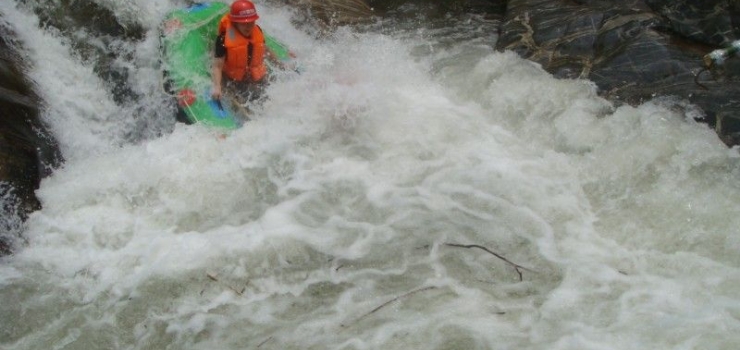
[1,0,739,349]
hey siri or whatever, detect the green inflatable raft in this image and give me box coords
[160,2,291,129]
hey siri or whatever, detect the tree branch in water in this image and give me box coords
[341,286,438,328]
[444,243,535,281]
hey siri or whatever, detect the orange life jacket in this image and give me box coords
[218,16,267,82]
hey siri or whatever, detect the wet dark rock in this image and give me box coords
[0,23,62,256]
[496,0,740,146]
[18,0,145,105]
[646,0,739,46]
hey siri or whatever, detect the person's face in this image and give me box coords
[234,21,255,37]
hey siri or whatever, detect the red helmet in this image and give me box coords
[229,0,259,23]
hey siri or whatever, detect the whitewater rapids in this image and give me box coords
[1,1,739,349]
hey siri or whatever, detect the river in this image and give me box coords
[1,0,739,349]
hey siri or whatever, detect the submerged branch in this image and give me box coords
[444,243,535,281]
[257,336,274,348]
[342,286,438,328]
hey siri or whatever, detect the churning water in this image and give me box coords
[1,1,740,349]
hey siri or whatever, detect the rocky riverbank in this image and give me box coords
[493,0,740,146]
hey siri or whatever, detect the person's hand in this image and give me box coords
[211,84,222,100]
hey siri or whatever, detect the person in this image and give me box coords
[211,0,283,105]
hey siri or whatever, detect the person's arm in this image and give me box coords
[211,57,225,100]
[211,33,226,100]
